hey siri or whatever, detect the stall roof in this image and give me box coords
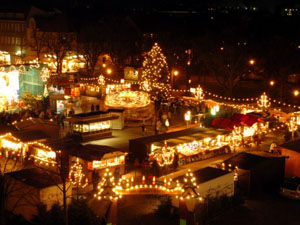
[0,124,18,135]
[6,168,62,189]
[130,127,230,145]
[279,140,300,153]
[11,130,49,142]
[42,139,121,161]
[223,152,269,170]
[175,167,231,184]
[72,111,110,118]
[72,144,121,161]
[70,115,119,124]
[14,118,58,130]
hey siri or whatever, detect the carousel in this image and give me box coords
[104,90,154,120]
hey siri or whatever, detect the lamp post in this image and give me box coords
[184,111,191,128]
[288,117,298,140]
[171,70,179,88]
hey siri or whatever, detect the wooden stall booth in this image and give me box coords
[0,130,49,162]
[130,127,231,168]
[69,111,119,141]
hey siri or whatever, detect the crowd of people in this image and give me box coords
[0,108,69,128]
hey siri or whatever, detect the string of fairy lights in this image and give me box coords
[69,158,88,188]
[94,168,206,201]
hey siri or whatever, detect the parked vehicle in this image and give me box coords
[280,177,300,200]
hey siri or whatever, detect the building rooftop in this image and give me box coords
[279,140,300,153]
[6,168,62,189]
[176,167,231,184]
[130,127,230,145]
[223,152,269,170]
[14,118,58,130]
[11,130,49,142]
[0,124,18,135]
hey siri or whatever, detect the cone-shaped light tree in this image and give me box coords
[141,43,171,102]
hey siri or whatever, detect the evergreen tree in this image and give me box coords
[141,43,171,102]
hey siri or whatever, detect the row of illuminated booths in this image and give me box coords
[211,113,268,146]
[129,127,232,167]
[0,131,127,181]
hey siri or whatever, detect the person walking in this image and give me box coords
[269,141,277,153]
[141,121,146,136]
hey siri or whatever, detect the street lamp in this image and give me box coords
[288,117,298,140]
[171,70,179,87]
[293,90,299,97]
[184,111,191,128]
[106,68,112,75]
[249,59,255,65]
[269,80,275,86]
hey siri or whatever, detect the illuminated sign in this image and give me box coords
[92,155,125,169]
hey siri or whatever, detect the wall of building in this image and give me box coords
[280,148,300,178]
[5,177,40,221]
[251,157,285,194]
[172,172,234,212]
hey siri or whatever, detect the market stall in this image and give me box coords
[69,111,119,141]
[0,130,49,162]
[130,127,231,167]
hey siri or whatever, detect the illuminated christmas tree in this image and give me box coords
[141,43,171,101]
[69,158,88,189]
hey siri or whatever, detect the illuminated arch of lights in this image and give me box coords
[94,169,205,201]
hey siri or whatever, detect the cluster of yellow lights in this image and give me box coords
[288,117,298,132]
[98,74,105,86]
[94,169,204,201]
[140,43,171,100]
[105,90,151,109]
[115,176,183,194]
[94,168,122,200]
[80,74,300,110]
[176,169,203,201]
[69,158,88,188]
[150,144,175,167]
[0,132,60,166]
[257,92,271,109]
[220,163,239,181]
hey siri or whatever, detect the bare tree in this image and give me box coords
[0,156,27,225]
[32,141,73,225]
[30,28,47,62]
[77,22,107,77]
[43,32,76,74]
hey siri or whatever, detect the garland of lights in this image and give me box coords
[257,92,271,109]
[98,74,105,86]
[140,43,171,101]
[94,169,206,201]
[94,168,122,200]
[69,158,88,188]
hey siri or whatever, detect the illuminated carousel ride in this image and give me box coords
[104,90,154,120]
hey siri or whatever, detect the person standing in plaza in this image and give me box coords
[141,121,146,136]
